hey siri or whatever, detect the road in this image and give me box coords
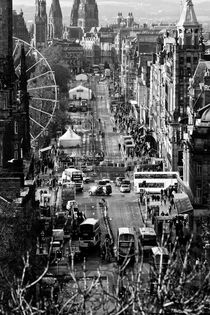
[75,77,144,253]
[37,78,145,288]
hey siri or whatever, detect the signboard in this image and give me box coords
[72,172,83,181]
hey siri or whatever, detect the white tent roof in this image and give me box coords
[75,73,88,81]
[58,128,81,148]
[69,85,90,93]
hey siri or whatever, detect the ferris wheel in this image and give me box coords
[13,37,58,144]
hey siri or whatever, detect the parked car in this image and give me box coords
[120,184,131,193]
[115,176,125,187]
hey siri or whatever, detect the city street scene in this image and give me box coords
[1,0,210,314]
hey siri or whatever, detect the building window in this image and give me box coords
[14,150,18,160]
[186,56,191,63]
[193,56,198,64]
[196,163,202,176]
[180,57,184,64]
[195,187,202,204]
[14,121,18,134]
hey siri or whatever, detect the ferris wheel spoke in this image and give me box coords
[15,63,21,73]
[30,116,45,129]
[31,97,57,103]
[26,57,44,73]
[13,39,20,57]
[30,105,54,117]
[25,46,33,57]
[28,71,54,83]
[28,85,57,91]
[31,96,58,103]
[30,133,35,140]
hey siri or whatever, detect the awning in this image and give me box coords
[39,146,52,153]
[174,192,193,214]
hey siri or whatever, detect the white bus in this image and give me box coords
[133,171,179,194]
[62,168,84,192]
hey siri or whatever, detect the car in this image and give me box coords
[115,177,125,187]
[83,176,95,184]
[120,184,131,193]
[98,179,111,185]
[121,179,131,189]
[89,185,111,196]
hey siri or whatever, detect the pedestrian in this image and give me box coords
[195,258,200,272]
[168,205,172,215]
[170,198,174,209]
[163,195,167,205]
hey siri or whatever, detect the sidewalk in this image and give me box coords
[139,197,177,227]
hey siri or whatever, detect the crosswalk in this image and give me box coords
[81,133,104,158]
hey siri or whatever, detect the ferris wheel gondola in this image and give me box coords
[13,37,58,144]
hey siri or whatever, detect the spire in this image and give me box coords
[177,0,199,27]
[49,0,62,18]
[48,0,63,39]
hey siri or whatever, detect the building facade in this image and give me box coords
[13,9,30,43]
[183,58,210,206]
[149,0,204,173]
[0,1,36,274]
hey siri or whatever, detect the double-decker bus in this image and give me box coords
[117,227,136,264]
[79,218,101,249]
[133,171,179,194]
[139,227,158,261]
[62,168,84,192]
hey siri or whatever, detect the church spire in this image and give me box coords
[177,0,199,27]
[177,0,201,47]
[48,0,63,39]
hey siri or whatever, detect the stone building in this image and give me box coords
[183,58,210,206]
[0,0,35,271]
[13,9,30,43]
[48,0,63,40]
[149,0,204,173]
[70,0,99,32]
[115,12,136,28]
[50,39,84,74]
[34,0,47,49]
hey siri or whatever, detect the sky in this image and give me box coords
[12,0,210,6]
[13,0,210,26]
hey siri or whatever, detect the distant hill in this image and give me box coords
[13,1,210,29]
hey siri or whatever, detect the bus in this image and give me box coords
[62,168,84,192]
[92,64,100,75]
[117,227,136,264]
[79,218,101,249]
[133,171,179,194]
[139,227,158,261]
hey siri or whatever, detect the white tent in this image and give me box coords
[69,85,92,100]
[58,128,81,148]
[75,73,88,81]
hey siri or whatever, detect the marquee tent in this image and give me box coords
[69,85,92,100]
[58,128,81,148]
[75,73,88,81]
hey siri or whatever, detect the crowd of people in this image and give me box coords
[111,101,157,160]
